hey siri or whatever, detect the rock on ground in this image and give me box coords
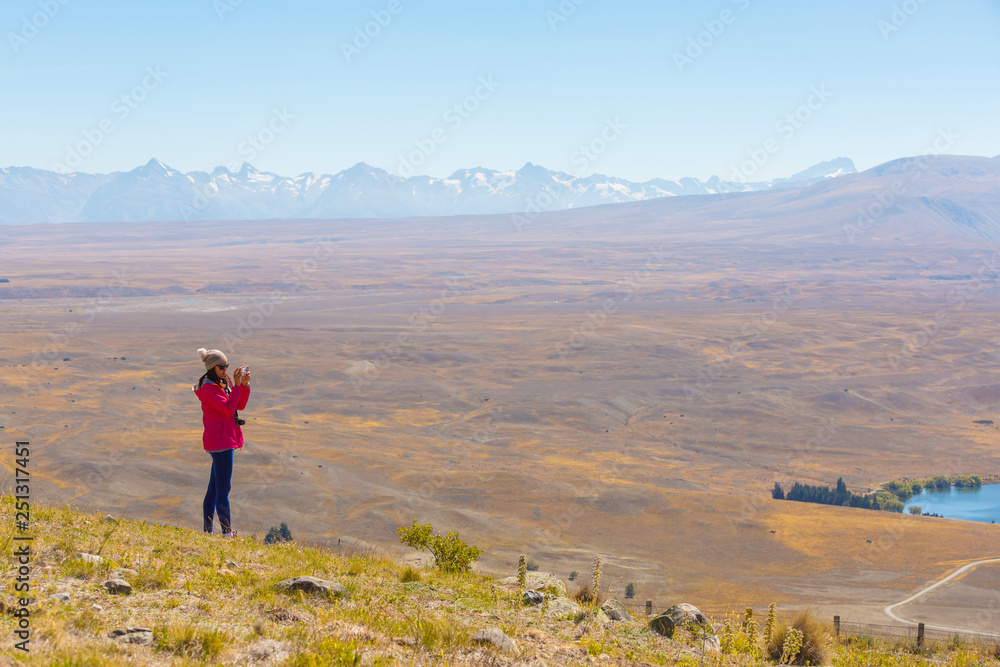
[273,576,349,598]
[102,579,132,595]
[650,602,710,638]
[599,599,631,622]
[523,589,545,605]
[471,627,518,655]
[545,597,583,618]
[499,572,567,597]
[108,627,152,645]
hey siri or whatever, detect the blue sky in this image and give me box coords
[4,0,999,181]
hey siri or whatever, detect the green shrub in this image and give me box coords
[886,479,913,499]
[883,498,905,513]
[954,474,982,488]
[396,521,482,573]
[875,491,905,512]
[264,522,294,544]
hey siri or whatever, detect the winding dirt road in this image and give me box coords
[884,557,1000,634]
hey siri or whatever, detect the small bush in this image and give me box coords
[400,566,422,583]
[396,521,482,573]
[571,582,605,607]
[766,610,829,666]
[264,522,294,544]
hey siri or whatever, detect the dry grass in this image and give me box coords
[5,218,1000,629]
[766,610,830,665]
[2,497,1000,665]
[570,582,605,608]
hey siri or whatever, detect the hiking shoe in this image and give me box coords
[222,530,238,538]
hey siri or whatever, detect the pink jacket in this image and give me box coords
[194,376,250,452]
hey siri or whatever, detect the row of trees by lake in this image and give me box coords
[771,474,980,515]
[884,474,981,500]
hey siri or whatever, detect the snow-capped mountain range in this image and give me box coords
[0,157,856,224]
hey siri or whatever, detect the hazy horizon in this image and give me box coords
[4,1,999,183]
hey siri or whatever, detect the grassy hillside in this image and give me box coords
[1,496,998,666]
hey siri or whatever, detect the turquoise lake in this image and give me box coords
[904,484,1000,523]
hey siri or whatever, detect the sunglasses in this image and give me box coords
[217,364,229,370]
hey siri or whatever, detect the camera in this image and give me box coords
[236,417,246,426]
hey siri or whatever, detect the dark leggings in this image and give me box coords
[203,449,234,533]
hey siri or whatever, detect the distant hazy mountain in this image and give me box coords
[527,154,1000,245]
[0,157,856,224]
[0,167,115,224]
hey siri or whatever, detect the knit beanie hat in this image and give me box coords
[197,348,228,371]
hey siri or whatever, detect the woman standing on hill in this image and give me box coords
[193,348,250,537]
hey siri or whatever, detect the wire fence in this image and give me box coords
[615,601,1000,651]
[836,619,1000,651]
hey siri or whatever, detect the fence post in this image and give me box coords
[917,623,925,648]
[833,615,840,639]
[645,600,652,616]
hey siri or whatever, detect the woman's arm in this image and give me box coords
[200,383,245,416]
[237,368,251,410]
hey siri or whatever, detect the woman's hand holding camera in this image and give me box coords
[233,365,251,387]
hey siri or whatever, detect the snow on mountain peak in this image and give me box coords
[0,157,859,224]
